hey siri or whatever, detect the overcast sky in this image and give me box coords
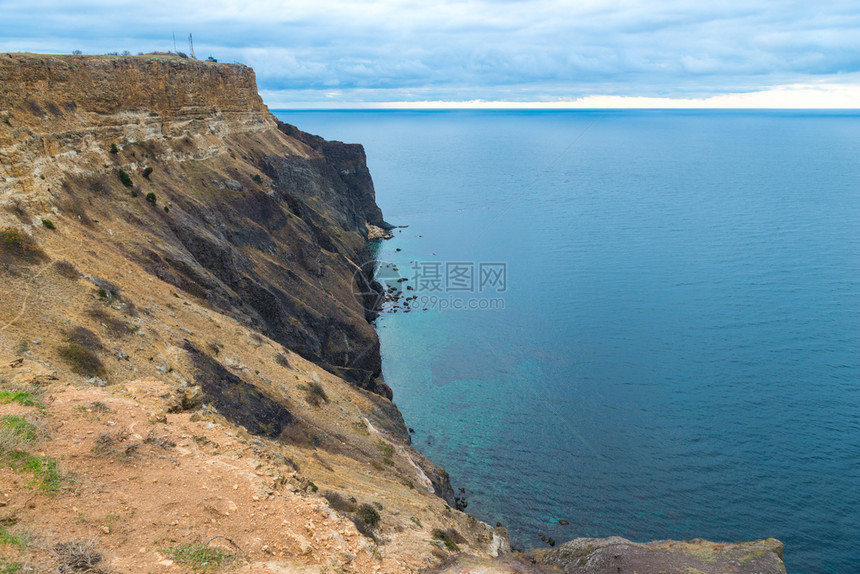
[2,0,860,107]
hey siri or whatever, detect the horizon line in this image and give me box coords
[262,84,860,111]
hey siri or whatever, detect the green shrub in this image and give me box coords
[163,205,169,213]
[41,218,55,230]
[145,192,157,205]
[252,174,263,184]
[117,169,133,188]
[142,167,153,179]
[355,503,380,528]
[109,143,118,154]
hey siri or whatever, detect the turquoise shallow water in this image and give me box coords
[275,110,860,573]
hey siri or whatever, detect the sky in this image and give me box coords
[2,0,860,108]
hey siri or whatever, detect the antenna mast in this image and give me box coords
[172,32,177,53]
[188,33,195,59]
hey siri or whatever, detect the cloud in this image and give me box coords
[1,0,859,104]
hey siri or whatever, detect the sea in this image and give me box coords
[273,109,860,574]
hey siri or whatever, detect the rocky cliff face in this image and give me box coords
[1,53,389,396]
[0,54,498,572]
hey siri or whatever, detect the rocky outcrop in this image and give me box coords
[529,536,787,574]
[275,119,390,231]
[0,53,389,395]
[428,537,787,574]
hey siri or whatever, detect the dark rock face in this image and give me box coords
[184,341,292,438]
[274,120,389,230]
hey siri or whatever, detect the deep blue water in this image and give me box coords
[274,110,860,573]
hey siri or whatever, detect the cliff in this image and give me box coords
[1,53,389,395]
[0,54,785,574]
[0,54,502,573]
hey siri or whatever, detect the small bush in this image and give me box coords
[142,167,153,179]
[432,528,463,552]
[322,490,356,513]
[68,325,104,349]
[350,515,376,540]
[91,428,131,456]
[58,196,93,227]
[53,260,79,279]
[109,143,118,154]
[0,228,46,266]
[58,343,103,377]
[54,540,103,571]
[252,174,263,184]
[89,401,110,413]
[355,503,380,528]
[144,428,176,449]
[41,218,55,230]
[146,192,157,205]
[304,382,327,406]
[59,327,104,377]
[131,187,139,198]
[163,205,169,213]
[86,306,131,338]
[376,440,394,458]
[117,169,133,188]
[275,353,290,368]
